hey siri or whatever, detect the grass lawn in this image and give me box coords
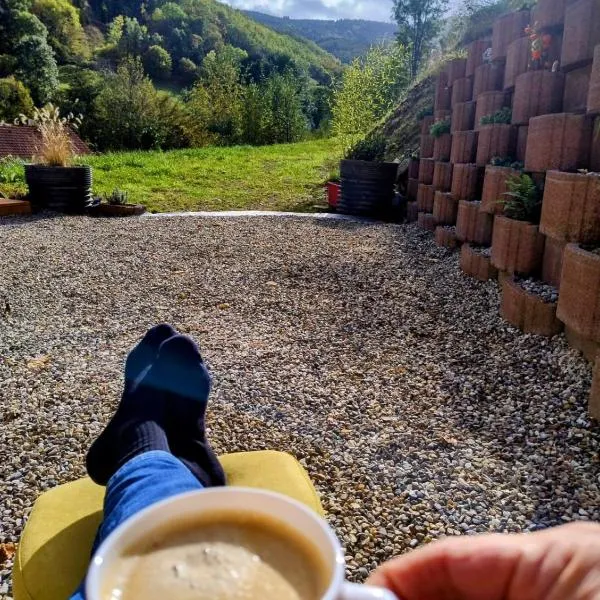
[84,138,340,213]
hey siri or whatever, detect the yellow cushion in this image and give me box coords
[13,451,323,600]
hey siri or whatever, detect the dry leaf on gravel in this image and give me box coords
[0,543,16,566]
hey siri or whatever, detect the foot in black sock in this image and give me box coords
[153,335,226,488]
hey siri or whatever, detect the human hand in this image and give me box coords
[367,522,600,600]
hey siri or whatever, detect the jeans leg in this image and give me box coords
[70,451,203,600]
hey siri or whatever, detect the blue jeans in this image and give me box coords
[70,451,203,600]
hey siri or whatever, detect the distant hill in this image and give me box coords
[243,11,398,63]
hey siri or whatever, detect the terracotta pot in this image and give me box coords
[516,126,529,162]
[557,243,600,341]
[406,201,419,223]
[460,244,498,281]
[500,277,563,337]
[473,63,505,98]
[525,113,592,172]
[451,77,473,106]
[466,39,491,78]
[476,124,517,167]
[588,45,600,115]
[433,161,453,192]
[562,0,600,71]
[418,158,435,184]
[435,78,451,111]
[456,200,494,244]
[504,37,531,90]
[512,71,565,125]
[435,226,459,249]
[452,102,477,133]
[418,212,437,232]
[433,133,452,161]
[417,183,435,212]
[475,91,511,130]
[481,166,520,214]
[407,178,419,201]
[540,171,600,243]
[451,163,482,201]
[532,0,570,30]
[408,158,420,179]
[420,115,435,135]
[451,130,478,164]
[447,58,468,85]
[542,236,567,288]
[420,134,434,159]
[564,65,593,113]
[492,10,531,61]
[433,191,459,225]
[589,358,600,420]
[491,215,545,275]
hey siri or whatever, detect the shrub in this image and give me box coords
[345,134,387,162]
[0,77,34,122]
[143,45,172,80]
[480,107,512,125]
[490,156,524,170]
[500,173,542,223]
[429,118,451,138]
[13,35,59,104]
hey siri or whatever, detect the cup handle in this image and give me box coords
[339,582,400,600]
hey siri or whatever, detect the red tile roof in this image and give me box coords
[0,124,90,160]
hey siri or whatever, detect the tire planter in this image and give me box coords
[475,91,510,131]
[407,178,419,202]
[418,212,436,232]
[456,200,494,244]
[466,39,491,78]
[476,124,517,167]
[433,162,453,192]
[419,158,435,184]
[339,160,399,218]
[540,171,600,243]
[460,244,498,281]
[435,79,451,111]
[557,243,600,341]
[417,184,435,212]
[451,131,479,164]
[512,71,565,125]
[90,203,146,217]
[542,236,567,288]
[504,37,531,91]
[516,126,529,162]
[435,226,459,249]
[446,58,467,85]
[451,163,482,201]
[492,10,531,61]
[433,191,458,225]
[561,0,600,71]
[473,63,505,98]
[451,77,473,106]
[532,0,569,31]
[25,165,93,213]
[421,115,435,135]
[420,134,434,159]
[433,134,452,162]
[564,65,593,113]
[524,113,592,172]
[588,45,600,115]
[481,166,520,215]
[500,277,563,337]
[406,201,419,223]
[452,102,477,133]
[491,215,545,275]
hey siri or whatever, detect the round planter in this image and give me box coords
[435,78,451,111]
[452,101,476,133]
[418,212,436,232]
[420,115,435,135]
[456,200,494,244]
[451,163,482,202]
[460,244,498,281]
[491,215,545,275]
[475,91,510,130]
[476,124,517,167]
[90,203,146,217]
[420,134,434,159]
[434,109,452,122]
[417,184,435,213]
[501,277,563,337]
[524,113,592,172]
[446,58,467,85]
[339,160,399,218]
[451,77,473,106]
[433,162,453,192]
[418,158,435,184]
[564,65,593,114]
[408,158,420,179]
[540,171,600,243]
[473,63,505,98]
[512,71,565,125]
[481,166,520,215]
[406,201,419,223]
[492,10,531,61]
[435,226,459,249]
[433,133,452,162]
[466,39,491,78]
[504,37,531,91]
[433,191,458,225]
[451,130,479,164]
[557,243,600,341]
[516,126,529,162]
[542,236,567,289]
[25,165,93,214]
[532,0,569,31]
[587,45,600,115]
[561,0,600,71]
[407,178,419,202]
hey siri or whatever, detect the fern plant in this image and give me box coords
[500,174,542,223]
[429,119,451,138]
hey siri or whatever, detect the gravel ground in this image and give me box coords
[1,214,600,597]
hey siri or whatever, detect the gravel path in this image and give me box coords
[1,215,599,597]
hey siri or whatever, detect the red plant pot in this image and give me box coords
[492,10,531,61]
[418,212,436,232]
[456,200,494,244]
[474,91,510,131]
[588,45,600,115]
[473,63,505,98]
[460,244,498,281]
[564,65,593,113]
[451,163,482,201]
[504,37,530,91]
[435,226,459,249]
[466,39,491,78]
[451,131,479,164]
[433,161,453,192]
[418,158,435,184]
[476,124,517,167]
[327,182,341,209]
[540,171,600,243]
[491,215,545,275]
[433,133,452,162]
[417,184,435,213]
[452,101,477,133]
[512,71,565,125]
[420,134,434,159]
[433,191,459,225]
[451,77,473,107]
[481,166,520,215]
[561,0,600,71]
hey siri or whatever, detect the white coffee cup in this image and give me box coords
[86,487,399,600]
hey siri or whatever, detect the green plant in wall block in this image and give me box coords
[104,189,129,206]
[500,174,542,223]
[480,107,512,126]
[429,119,451,138]
[417,106,434,121]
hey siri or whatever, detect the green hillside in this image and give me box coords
[243,11,398,63]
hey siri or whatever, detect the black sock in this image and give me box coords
[154,335,226,487]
